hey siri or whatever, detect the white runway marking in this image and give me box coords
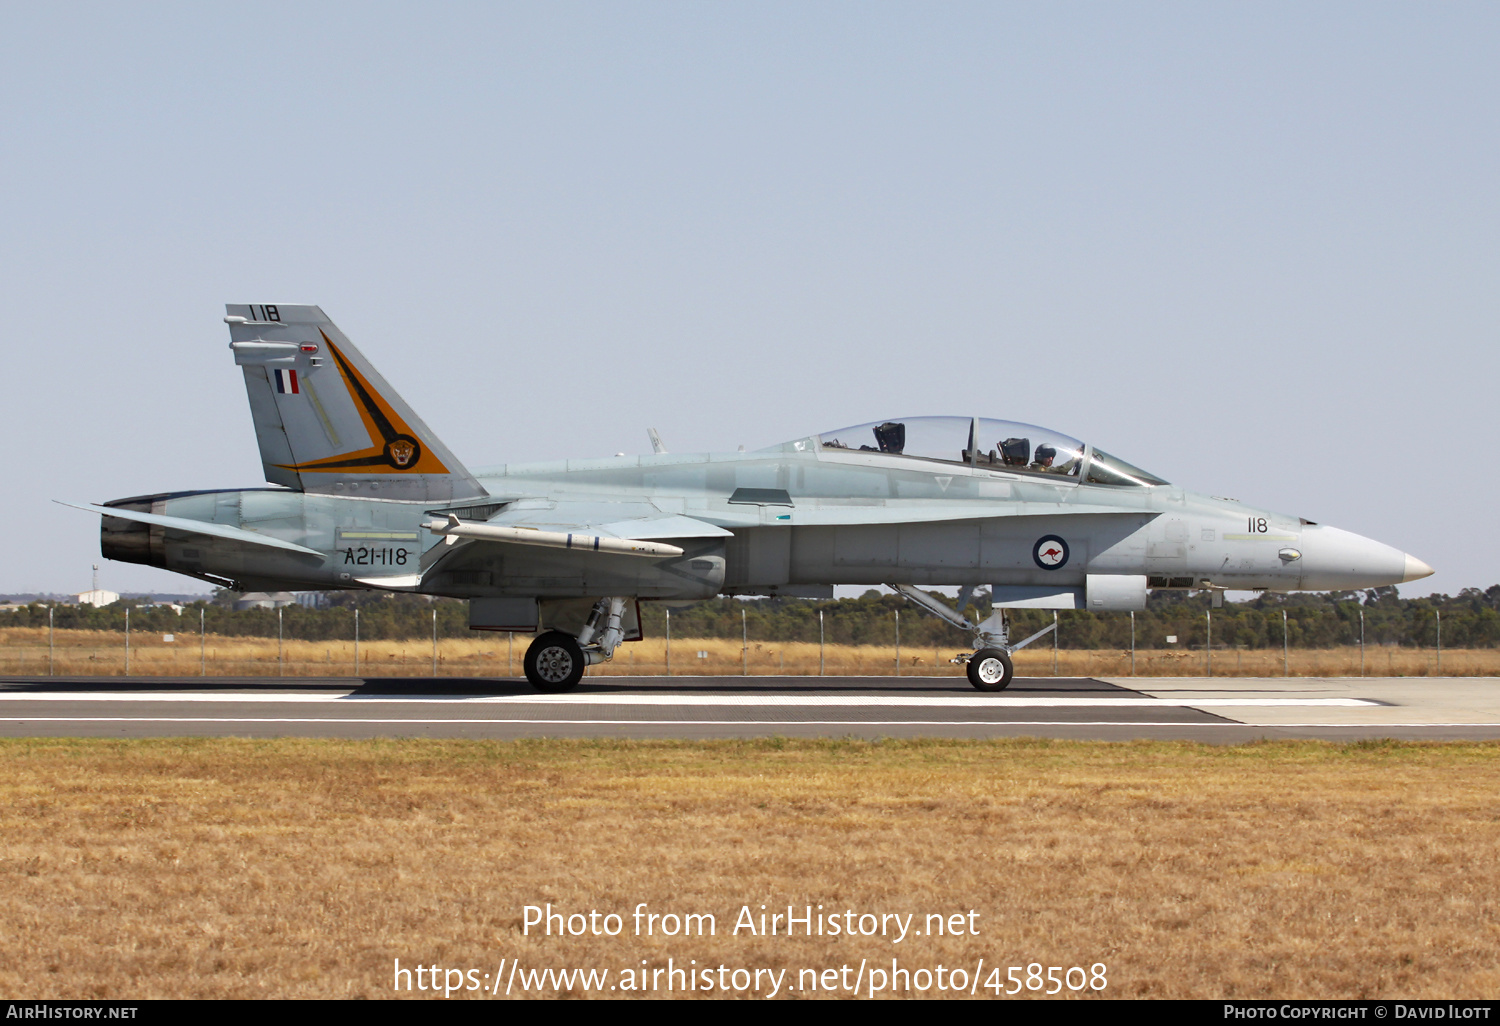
[0,718,1485,728]
[0,692,1379,708]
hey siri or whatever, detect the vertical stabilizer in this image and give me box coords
[226,304,486,502]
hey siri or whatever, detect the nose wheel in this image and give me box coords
[966,648,1014,691]
[524,631,586,692]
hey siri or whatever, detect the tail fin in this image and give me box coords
[225,304,486,501]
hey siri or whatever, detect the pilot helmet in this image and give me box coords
[1034,444,1057,463]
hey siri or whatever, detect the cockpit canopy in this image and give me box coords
[811,416,1168,487]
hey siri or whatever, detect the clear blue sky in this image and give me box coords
[2,2,1494,598]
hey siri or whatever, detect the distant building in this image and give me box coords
[75,589,120,607]
[132,597,186,614]
[155,603,186,615]
[234,592,298,610]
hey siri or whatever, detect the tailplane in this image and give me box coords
[225,304,486,501]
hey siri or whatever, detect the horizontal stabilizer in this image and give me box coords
[57,501,324,557]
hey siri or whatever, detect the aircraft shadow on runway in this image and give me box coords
[0,675,1137,698]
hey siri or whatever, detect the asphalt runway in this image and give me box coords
[1,674,1498,741]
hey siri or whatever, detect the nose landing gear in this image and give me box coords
[891,584,1056,693]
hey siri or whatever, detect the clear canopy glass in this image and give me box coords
[809,416,1167,486]
[1084,447,1169,487]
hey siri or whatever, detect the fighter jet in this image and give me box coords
[70,304,1433,692]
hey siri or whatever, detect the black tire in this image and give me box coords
[966,648,1014,692]
[524,631,586,692]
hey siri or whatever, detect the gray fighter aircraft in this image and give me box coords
[70,304,1433,692]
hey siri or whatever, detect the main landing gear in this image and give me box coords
[524,631,586,692]
[890,584,1056,693]
[521,597,631,692]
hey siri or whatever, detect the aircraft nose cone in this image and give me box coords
[1297,525,1412,590]
[1402,554,1435,583]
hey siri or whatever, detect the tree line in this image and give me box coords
[3,585,1497,649]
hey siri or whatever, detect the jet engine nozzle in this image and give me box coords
[99,497,166,569]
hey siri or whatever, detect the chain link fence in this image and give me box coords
[0,590,1491,677]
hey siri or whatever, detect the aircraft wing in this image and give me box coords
[433,501,733,544]
[406,502,734,589]
[772,501,1148,526]
[433,498,1149,538]
[676,499,1153,529]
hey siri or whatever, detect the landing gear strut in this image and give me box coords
[890,584,1056,693]
[521,597,632,692]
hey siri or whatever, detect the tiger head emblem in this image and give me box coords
[386,437,419,469]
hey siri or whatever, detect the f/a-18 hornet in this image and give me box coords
[71,304,1433,692]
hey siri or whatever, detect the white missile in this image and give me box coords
[421,514,685,558]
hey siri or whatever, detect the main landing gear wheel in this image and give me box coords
[524,631,586,693]
[967,648,1014,692]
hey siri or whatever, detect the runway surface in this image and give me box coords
[1,674,1498,741]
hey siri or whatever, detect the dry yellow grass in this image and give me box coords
[0,626,1487,678]
[1,737,1498,999]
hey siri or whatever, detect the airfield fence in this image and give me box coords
[0,623,1491,678]
[2,588,1495,677]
